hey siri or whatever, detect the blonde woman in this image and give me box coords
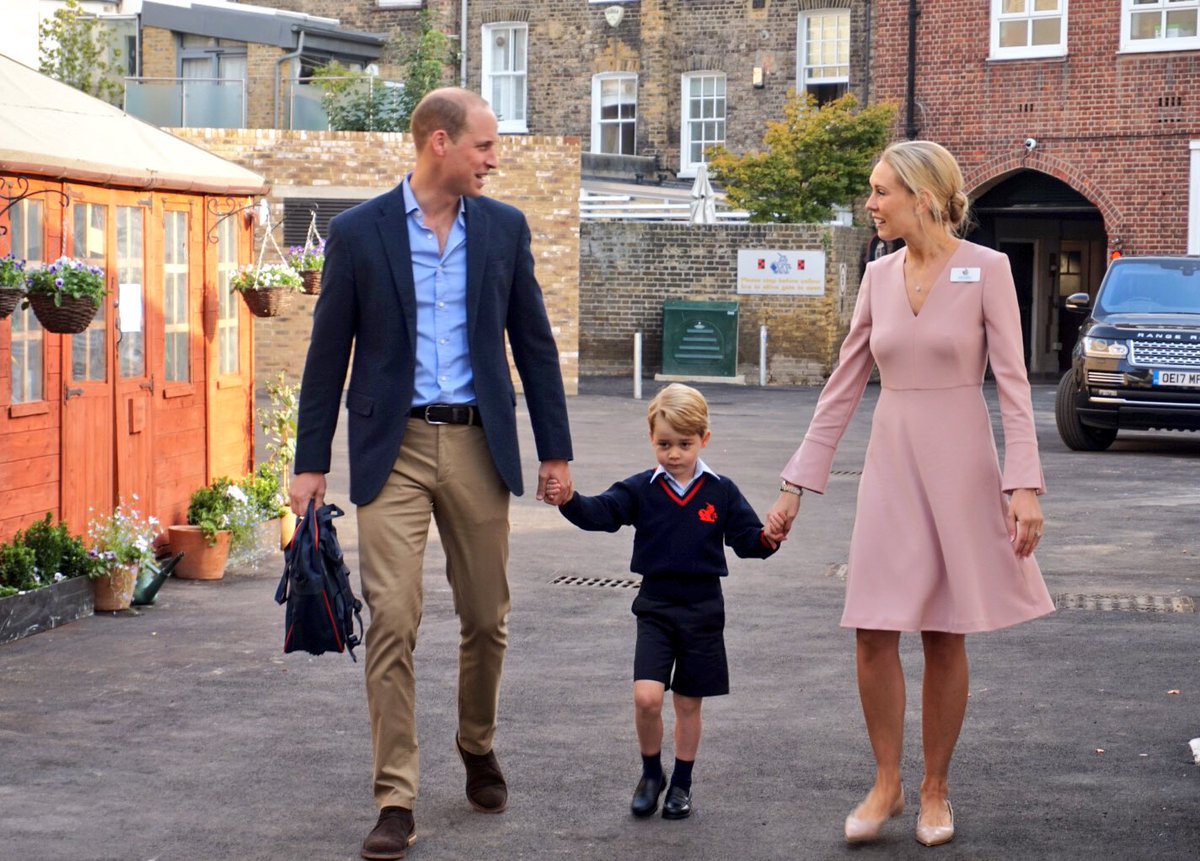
[768,141,1053,847]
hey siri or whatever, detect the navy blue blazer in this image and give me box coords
[293,186,573,505]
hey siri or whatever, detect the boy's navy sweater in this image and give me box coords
[559,469,776,579]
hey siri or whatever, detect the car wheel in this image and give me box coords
[1055,371,1117,451]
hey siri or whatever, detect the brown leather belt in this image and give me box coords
[410,404,482,426]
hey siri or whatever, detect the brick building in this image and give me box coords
[871,1,1200,375]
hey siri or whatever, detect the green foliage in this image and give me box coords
[0,544,39,592]
[258,371,299,495]
[187,477,259,548]
[38,0,123,105]
[242,466,286,521]
[229,263,302,293]
[87,499,160,576]
[311,10,452,132]
[707,93,897,224]
[18,513,97,582]
[24,256,107,306]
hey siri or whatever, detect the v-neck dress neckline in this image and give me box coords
[902,241,963,318]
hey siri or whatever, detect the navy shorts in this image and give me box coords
[631,577,728,698]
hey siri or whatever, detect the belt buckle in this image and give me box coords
[423,405,449,425]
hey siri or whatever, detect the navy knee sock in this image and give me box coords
[670,758,694,791]
[641,752,663,781]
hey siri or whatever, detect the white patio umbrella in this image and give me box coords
[689,162,717,224]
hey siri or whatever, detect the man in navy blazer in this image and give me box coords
[290,88,573,861]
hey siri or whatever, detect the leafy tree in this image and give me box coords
[312,10,452,133]
[708,93,897,224]
[38,0,123,105]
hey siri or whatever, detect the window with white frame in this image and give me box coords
[991,0,1068,59]
[163,210,190,384]
[71,203,108,384]
[9,199,44,404]
[216,216,240,376]
[681,73,726,175]
[1122,0,1200,52]
[797,9,850,105]
[482,23,528,133]
[591,73,637,155]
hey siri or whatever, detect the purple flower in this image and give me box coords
[54,277,64,288]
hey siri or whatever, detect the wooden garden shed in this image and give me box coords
[0,54,269,543]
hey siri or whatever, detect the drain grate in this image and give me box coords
[830,469,862,476]
[551,575,641,589]
[1054,593,1195,613]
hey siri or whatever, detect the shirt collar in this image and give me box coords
[650,458,719,491]
[401,173,466,227]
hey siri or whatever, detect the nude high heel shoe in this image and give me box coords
[915,799,955,847]
[844,786,905,844]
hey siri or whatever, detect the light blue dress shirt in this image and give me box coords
[403,176,476,407]
[651,458,720,496]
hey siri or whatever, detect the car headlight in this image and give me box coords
[1082,337,1128,358]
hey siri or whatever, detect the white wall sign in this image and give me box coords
[737,249,826,296]
[118,283,143,333]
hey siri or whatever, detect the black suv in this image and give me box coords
[1056,256,1200,450]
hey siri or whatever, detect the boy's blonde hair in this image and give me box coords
[647,384,710,436]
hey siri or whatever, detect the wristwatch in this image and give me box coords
[779,480,803,496]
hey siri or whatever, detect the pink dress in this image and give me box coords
[782,241,1055,633]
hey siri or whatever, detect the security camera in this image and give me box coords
[1024,138,1038,152]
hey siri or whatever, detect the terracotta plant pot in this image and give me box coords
[93,564,137,612]
[167,525,231,580]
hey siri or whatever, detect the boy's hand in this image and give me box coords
[766,493,801,544]
[544,477,573,506]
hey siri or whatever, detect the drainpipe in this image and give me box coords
[905,0,919,139]
[460,0,469,87]
[862,0,872,106]
[274,28,306,129]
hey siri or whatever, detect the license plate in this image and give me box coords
[1152,370,1200,387]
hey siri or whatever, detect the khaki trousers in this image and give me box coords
[357,418,511,809]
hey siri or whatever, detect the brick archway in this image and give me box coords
[966,153,1124,252]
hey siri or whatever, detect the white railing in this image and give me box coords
[579,192,750,222]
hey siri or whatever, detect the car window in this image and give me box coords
[1097,262,1200,314]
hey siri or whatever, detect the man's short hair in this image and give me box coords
[647,384,710,437]
[411,88,489,149]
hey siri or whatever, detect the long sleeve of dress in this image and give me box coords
[780,265,877,493]
[981,253,1046,494]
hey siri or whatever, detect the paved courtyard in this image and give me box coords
[1,378,1198,860]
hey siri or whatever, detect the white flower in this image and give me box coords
[227,485,248,503]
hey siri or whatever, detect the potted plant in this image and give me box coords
[230,262,302,318]
[285,239,325,295]
[24,255,106,334]
[169,477,258,579]
[87,499,160,612]
[0,515,99,644]
[227,467,287,568]
[258,371,299,547]
[0,254,27,319]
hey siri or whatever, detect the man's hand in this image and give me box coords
[289,471,327,517]
[537,459,572,504]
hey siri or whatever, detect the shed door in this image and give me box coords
[61,195,114,532]
[114,203,155,510]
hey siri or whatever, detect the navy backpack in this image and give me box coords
[275,501,364,660]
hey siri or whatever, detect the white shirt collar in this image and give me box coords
[651,458,719,495]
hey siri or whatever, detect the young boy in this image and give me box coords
[544,384,782,820]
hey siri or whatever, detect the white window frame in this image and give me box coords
[1121,0,1200,53]
[796,9,851,103]
[481,22,528,134]
[216,215,240,376]
[591,73,638,155]
[680,72,726,177]
[163,209,190,384]
[376,1,423,9]
[9,199,44,405]
[1189,140,1200,254]
[990,0,1068,60]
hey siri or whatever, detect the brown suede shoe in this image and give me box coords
[361,806,415,861]
[455,735,508,813]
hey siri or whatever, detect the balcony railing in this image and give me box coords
[124,77,246,129]
[283,76,406,131]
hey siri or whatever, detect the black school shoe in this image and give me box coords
[630,773,667,817]
[662,785,692,820]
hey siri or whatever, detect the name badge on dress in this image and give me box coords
[950,267,981,283]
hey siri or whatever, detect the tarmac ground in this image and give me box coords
[2,377,1198,861]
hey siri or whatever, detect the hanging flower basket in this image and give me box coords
[0,287,24,320]
[28,293,101,334]
[300,270,322,295]
[286,237,325,296]
[24,256,106,334]
[230,263,302,319]
[0,255,27,319]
